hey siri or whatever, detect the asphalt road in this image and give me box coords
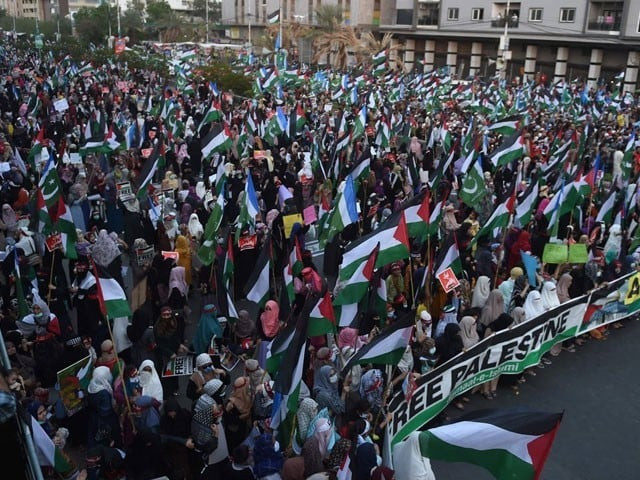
[430,318,640,480]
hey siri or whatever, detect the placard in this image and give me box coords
[568,244,588,264]
[238,234,257,251]
[116,181,134,202]
[303,205,317,224]
[283,213,303,237]
[141,148,153,158]
[542,243,568,264]
[57,356,94,416]
[54,98,69,112]
[45,233,62,252]
[162,355,194,377]
[162,251,179,261]
[436,267,460,293]
[136,246,155,266]
[69,153,82,164]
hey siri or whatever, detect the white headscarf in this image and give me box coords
[188,213,204,240]
[87,366,113,394]
[138,359,164,402]
[471,276,491,308]
[540,281,560,311]
[523,290,545,320]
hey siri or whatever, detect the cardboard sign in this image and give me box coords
[57,356,94,416]
[69,153,82,164]
[114,37,126,55]
[141,148,153,158]
[542,243,568,264]
[117,81,129,93]
[568,244,588,264]
[136,246,155,266]
[45,233,62,252]
[303,205,317,224]
[53,98,69,112]
[162,355,193,377]
[283,213,303,237]
[162,251,179,261]
[116,181,134,202]
[437,267,460,293]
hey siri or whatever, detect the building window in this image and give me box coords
[396,9,413,25]
[471,8,484,21]
[418,3,439,26]
[529,8,542,21]
[447,7,459,20]
[559,7,575,22]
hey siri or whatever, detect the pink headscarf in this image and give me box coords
[168,266,188,297]
[337,327,359,349]
[260,300,280,338]
[313,418,332,459]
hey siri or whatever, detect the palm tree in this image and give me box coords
[311,18,363,69]
[360,31,405,71]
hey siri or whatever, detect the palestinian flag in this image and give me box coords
[215,260,238,323]
[339,212,410,282]
[490,131,524,167]
[104,125,124,152]
[12,248,30,318]
[347,150,371,187]
[265,321,296,373]
[201,123,232,159]
[472,194,516,244]
[179,48,197,62]
[27,128,46,171]
[341,315,414,375]
[267,8,280,24]
[487,115,520,136]
[334,242,379,306]
[434,233,462,277]
[307,290,336,337]
[335,303,359,328]
[31,416,73,475]
[351,106,367,140]
[135,139,162,199]
[372,49,387,66]
[245,240,271,307]
[401,191,432,239]
[36,188,53,235]
[223,234,235,288]
[283,238,303,303]
[595,189,618,224]
[417,408,563,480]
[441,123,453,153]
[515,177,540,227]
[199,100,223,131]
[55,199,78,259]
[621,132,636,182]
[271,297,310,444]
[93,263,132,319]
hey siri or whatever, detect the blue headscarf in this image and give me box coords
[192,304,223,355]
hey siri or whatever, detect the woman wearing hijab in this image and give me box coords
[154,306,187,397]
[508,274,530,313]
[481,313,515,399]
[471,276,491,308]
[359,369,384,412]
[91,229,123,284]
[478,289,505,329]
[459,316,480,350]
[556,272,573,303]
[523,290,545,320]
[252,433,284,480]
[234,309,256,351]
[435,323,463,366]
[192,304,224,355]
[167,265,188,314]
[259,300,281,340]
[87,366,120,447]
[138,359,164,403]
[188,212,204,241]
[160,398,194,480]
[313,365,345,415]
[351,419,379,480]
[1,203,18,238]
[295,398,319,451]
[175,234,193,287]
[127,308,155,367]
[224,376,254,450]
[540,281,560,311]
[245,358,270,395]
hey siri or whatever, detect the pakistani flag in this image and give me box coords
[490,131,524,167]
[245,240,271,307]
[237,171,260,232]
[441,123,453,153]
[416,408,563,480]
[31,416,73,475]
[271,296,310,444]
[197,181,225,266]
[459,156,486,207]
[201,124,232,159]
[94,264,132,319]
[55,200,78,259]
[38,152,64,222]
[341,315,414,375]
[307,290,336,337]
[434,233,462,277]
[339,213,410,282]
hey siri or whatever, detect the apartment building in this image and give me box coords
[223,0,640,91]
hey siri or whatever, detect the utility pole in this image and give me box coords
[499,0,511,80]
[205,0,209,43]
[247,0,252,48]
[117,0,121,37]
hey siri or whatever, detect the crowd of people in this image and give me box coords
[1,37,639,480]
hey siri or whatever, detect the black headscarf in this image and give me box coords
[435,323,463,365]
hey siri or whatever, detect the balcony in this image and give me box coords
[491,18,519,28]
[587,19,621,31]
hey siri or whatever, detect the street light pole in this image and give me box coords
[205,0,209,42]
[499,0,511,80]
[117,0,121,37]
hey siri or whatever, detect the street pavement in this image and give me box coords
[430,318,640,480]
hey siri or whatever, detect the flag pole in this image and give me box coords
[46,248,56,306]
[494,213,512,287]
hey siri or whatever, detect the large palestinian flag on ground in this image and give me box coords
[417,408,563,480]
